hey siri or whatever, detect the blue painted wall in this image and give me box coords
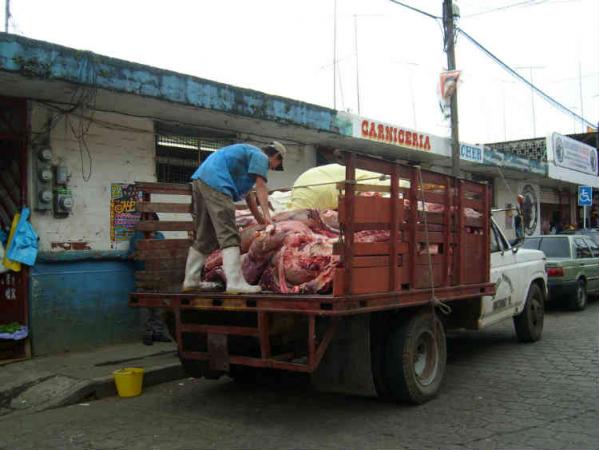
[30,259,140,355]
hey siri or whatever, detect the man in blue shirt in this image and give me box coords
[183,141,286,293]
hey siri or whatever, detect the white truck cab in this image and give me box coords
[479,216,547,341]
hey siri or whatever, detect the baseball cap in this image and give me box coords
[266,141,287,171]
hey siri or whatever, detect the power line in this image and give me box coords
[387,0,597,130]
[462,0,551,18]
[387,0,441,20]
[458,28,595,128]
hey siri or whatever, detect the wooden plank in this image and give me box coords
[420,191,446,204]
[179,324,259,336]
[415,231,452,243]
[462,197,483,211]
[136,221,194,232]
[413,265,446,289]
[137,239,191,250]
[415,254,444,265]
[462,180,485,195]
[420,171,450,186]
[336,183,390,193]
[135,181,191,195]
[464,216,484,228]
[343,154,356,295]
[136,270,184,282]
[137,249,189,260]
[352,255,404,268]
[137,202,191,213]
[353,155,393,175]
[443,175,452,287]
[333,266,410,296]
[338,196,405,225]
[390,165,399,291]
[144,257,187,271]
[416,211,445,225]
[334,241,409,256]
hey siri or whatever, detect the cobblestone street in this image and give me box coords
[1,301,597,450]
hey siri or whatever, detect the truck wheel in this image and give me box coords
[569,279,587,311]
[383,312,446,405]
[513,283,544,342]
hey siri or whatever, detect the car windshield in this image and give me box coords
[539,237,571,258]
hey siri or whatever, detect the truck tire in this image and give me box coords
[513,283,544,342]
[569,278,587,311]
[383,311,446,405]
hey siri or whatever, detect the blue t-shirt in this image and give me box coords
[191,144,269,201]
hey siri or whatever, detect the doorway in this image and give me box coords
[0,96,29,361]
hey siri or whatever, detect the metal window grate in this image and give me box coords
[155,132,235,183]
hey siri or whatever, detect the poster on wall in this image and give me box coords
[110,183,142,244]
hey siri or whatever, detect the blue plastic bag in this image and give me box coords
[6,208,39,266]
[0,229,7,246]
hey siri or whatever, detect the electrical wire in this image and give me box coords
[388,0,597,129]
[458,28,596,128]
[462,0,551,18]
[387,0,441,20]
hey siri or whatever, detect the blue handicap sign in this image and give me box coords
[578,186,593,206]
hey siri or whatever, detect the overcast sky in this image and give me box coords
[3,0,598,145]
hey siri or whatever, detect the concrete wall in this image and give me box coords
[30,260,139,355]
[494,178,541,240]
[29,103,156,252]
[26,102,316,355]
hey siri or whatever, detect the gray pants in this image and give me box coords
[191,180,240,254]
[141,308,167,338]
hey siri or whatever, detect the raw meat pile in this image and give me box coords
[203,209,343,294]
[203,201,483,295]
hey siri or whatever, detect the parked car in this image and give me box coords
[522,235,599,310]
[573,229,599,246]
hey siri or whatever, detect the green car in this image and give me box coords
[522,235,599,311]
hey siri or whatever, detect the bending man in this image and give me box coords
[182,141,286,293]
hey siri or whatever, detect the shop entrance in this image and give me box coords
[0,96,29,361]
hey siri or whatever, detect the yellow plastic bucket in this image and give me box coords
[112,367,144,398]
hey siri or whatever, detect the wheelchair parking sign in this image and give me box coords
[578,186,593,206]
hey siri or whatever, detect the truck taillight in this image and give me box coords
[546,267,564,277]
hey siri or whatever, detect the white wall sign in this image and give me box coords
[547,133,599,188]
[460,143,484,164]
[350,115,451,156]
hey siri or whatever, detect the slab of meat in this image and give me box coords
[202,210,340,294]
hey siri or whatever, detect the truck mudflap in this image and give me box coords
[311,315,378,397]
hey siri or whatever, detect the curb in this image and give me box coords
[2,362,187,417]
[71,362,187,404]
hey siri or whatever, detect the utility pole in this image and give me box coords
[578,61,585,133]
[515,65,544,137]
[4,0,10,33]
[443,0,461,178]
[333,0,337,110]
[353,15,361,115]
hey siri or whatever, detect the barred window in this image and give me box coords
[155,124,235,183]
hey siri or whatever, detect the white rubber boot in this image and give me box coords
[222,246,261,294]
[182,247,219,291]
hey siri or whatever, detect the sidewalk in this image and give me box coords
[0,341,185,417]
